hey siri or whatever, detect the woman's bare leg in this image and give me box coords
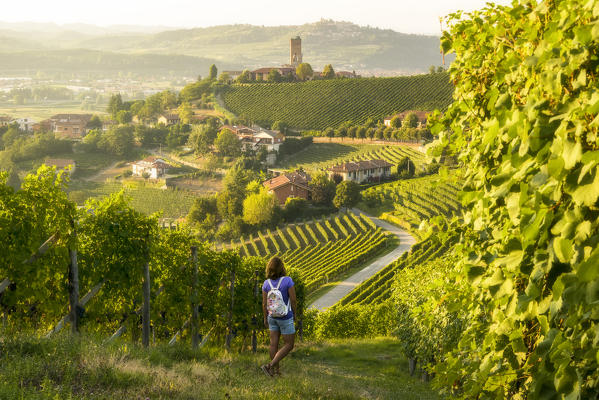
[269,333,295,369]
[269,330,280,362]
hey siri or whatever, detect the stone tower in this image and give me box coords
[290,36,302,66]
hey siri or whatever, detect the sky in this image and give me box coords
[2,0,512,35]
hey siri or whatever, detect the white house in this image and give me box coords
[14,117,36,132]
[132,156,169,179]
[253,130,285,152]
[327,159,392,183]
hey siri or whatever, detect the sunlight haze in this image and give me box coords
[4,0,512,34]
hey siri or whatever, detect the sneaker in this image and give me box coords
[261,364,274,377]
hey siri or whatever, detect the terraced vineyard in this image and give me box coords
[336,234,456,306]
[361,174,461,230]
[233,213,391,292]
[222,74,454,130]
[279,143,427,172]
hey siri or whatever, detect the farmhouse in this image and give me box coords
[132,156,169,179]
[44,158,76,174]
[383,110,430,128]
[327,159,392,183]
[263,170,312,205]
[39,114,92,139]
[158,113,180,126]
[222,125,257,138]
[253,130,285,152]
[0,116,12,127]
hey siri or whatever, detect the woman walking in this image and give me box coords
[261,256,297,377]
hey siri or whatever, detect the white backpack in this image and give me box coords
[266,278,290,318]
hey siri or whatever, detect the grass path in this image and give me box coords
[309,209,416,310]
[0,335,440,399]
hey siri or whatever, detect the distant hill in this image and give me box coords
[0,50,232,78]
[0,20,449,77]
[221,73,454,130]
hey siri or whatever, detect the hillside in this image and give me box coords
[0,49,232,78]
[222,73,453,129]
[0,20,450,76]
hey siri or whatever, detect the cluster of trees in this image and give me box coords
[0,124,71,163]
[79,126,135,156]
[310,115,433,143]
[187,164,362,241]
[7,86,75,104]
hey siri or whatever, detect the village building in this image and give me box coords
[383,110,430,128]
[336,71,360,78]
[157,113,180,126]
[0,116,13,127]
[252,67,296,81]
[263,170,312,205]
[253,130,285,152]
[132,115,154,126]
[222,71,243,82]
[44,158,76,175]
[327,159,392,183]
[102,119,118,132]
[222,125,257,138]
[14,117,37,132]
[131,156,169,179]
[39,114,92,139]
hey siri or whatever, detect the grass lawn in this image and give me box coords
[0,335,441,399]
[69,180,199,219]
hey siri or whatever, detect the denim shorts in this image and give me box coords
[268,315,296,334]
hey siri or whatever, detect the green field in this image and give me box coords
[278,142,427,172]
[0,100,107,120]
[222,74,453,130]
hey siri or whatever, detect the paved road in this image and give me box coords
[309,209,416,311]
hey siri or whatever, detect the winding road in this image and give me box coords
[309,209,416,311]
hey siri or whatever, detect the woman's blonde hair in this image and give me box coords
[266,256,286,280]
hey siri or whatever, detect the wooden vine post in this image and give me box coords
[252,270,259,353]
[67,220,80,334]
[190,246,199,349]
[142,260,151,347]
[225,265,235,350]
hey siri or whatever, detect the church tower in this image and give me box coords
[290,36,302,66]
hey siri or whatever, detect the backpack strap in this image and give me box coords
[267,279,274,290]
[275,276,284,290]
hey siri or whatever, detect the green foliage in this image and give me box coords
[242,189,277,226]
[179,79,213,103]
[425,1,599,397]
[306,302,394,339]
[208,64,217,80]
[107,93,123,118]
[309,171,336,206]
[296,63,313,81]
[214,128,241,157]
[267,68,282,83]
[322,64,335,79]
[116,110,132,124]
[187,124,217,155]
[333,180,361,209]
[402,112,419,128]
[222,74,453,130]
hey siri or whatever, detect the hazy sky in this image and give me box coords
[3,0,512,35]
